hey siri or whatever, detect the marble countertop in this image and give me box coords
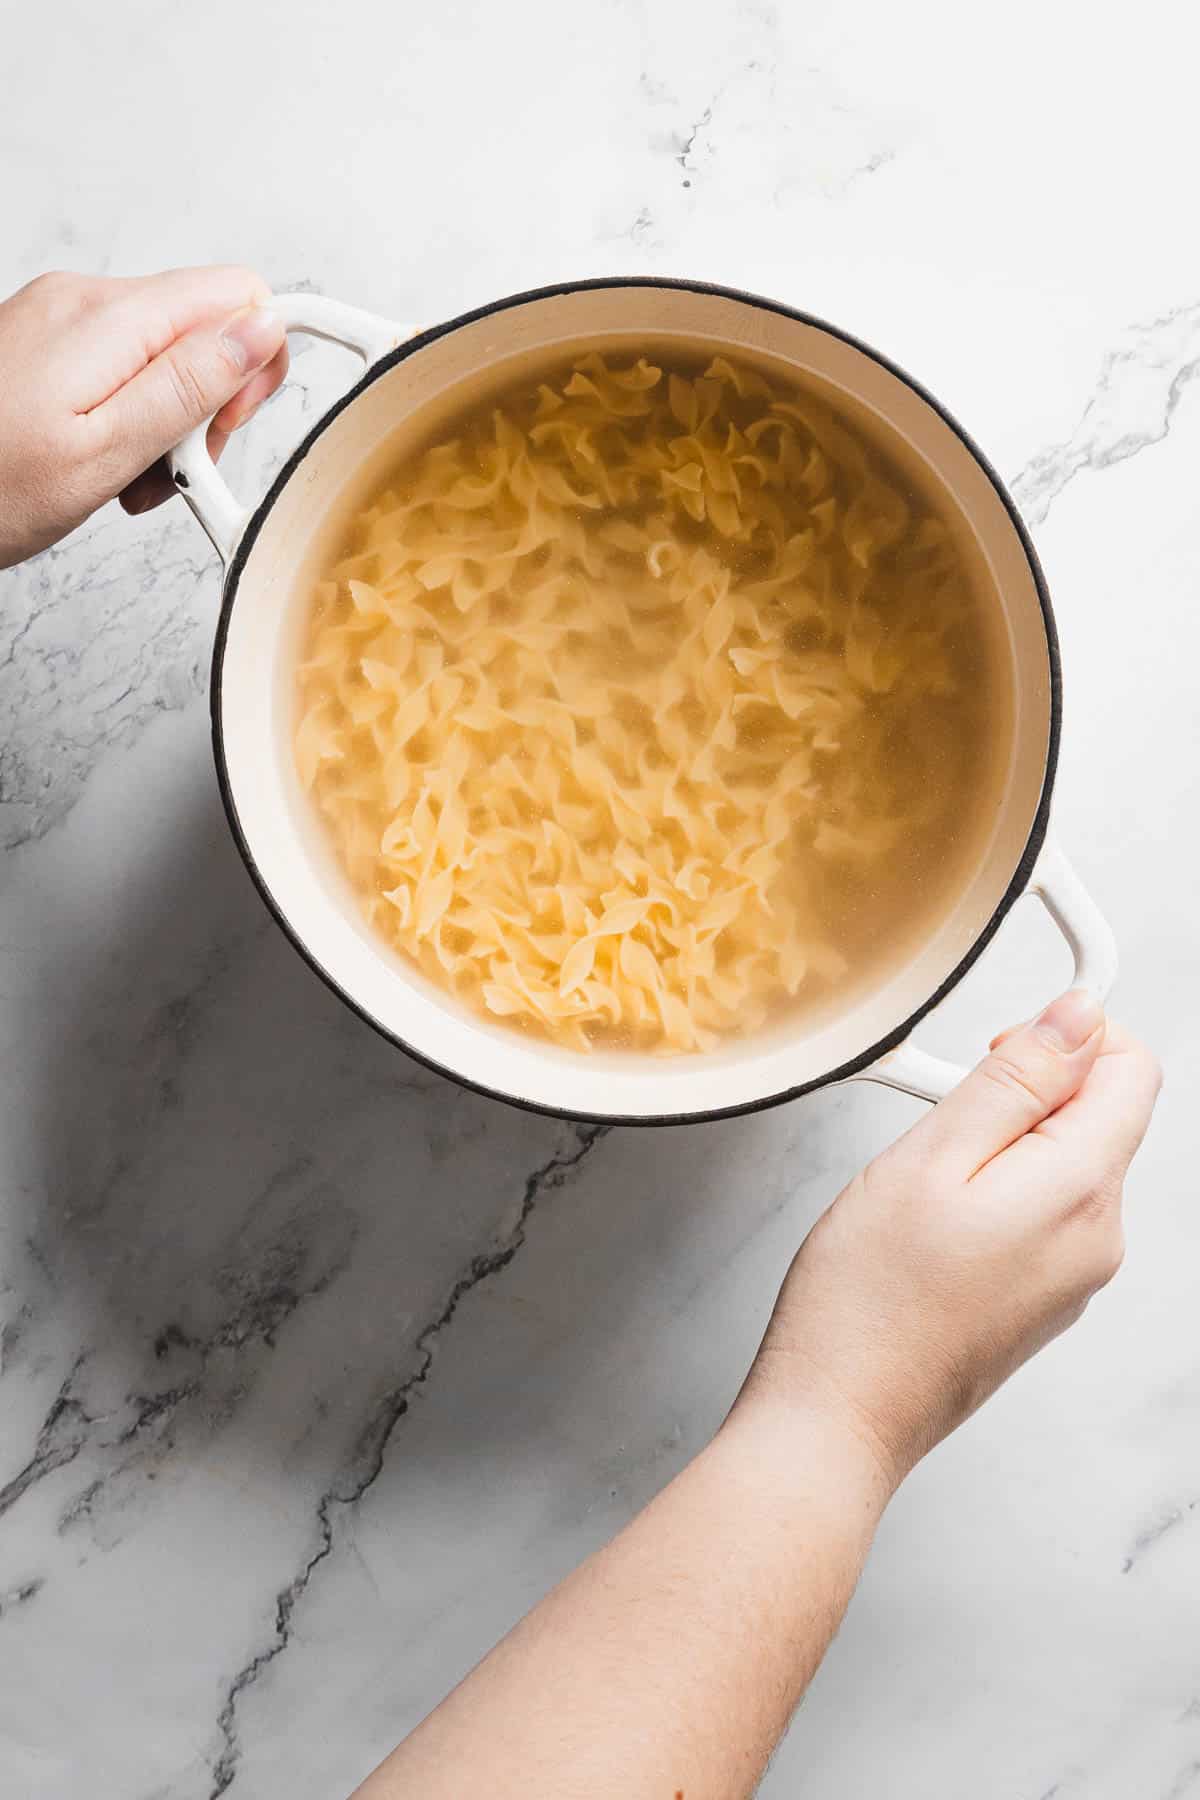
[3,3,1199,1794]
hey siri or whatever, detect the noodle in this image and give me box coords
[295,350,987,1054]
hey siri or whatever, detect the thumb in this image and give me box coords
[91,305,285,484]
[905,988,1107,1180]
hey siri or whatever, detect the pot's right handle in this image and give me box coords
[167,292,412,564]
[856,837,1118,1104]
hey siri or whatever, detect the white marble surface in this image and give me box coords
[2,3,1199,1794]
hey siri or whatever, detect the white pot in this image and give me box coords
[169,279,1116,1124]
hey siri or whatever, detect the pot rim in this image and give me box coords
[210,274,1061,1127]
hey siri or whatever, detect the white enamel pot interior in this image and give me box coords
[168,278,1117,1124]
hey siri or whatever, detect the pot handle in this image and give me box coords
[166,292,411,563]
[855,836,1118,1103]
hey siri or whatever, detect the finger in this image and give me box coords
[119,346,287,516]
[91,305,286,495]
[902,989,1107,1181]
[210,340,289,436]
[117,414,232,516]
[119,463,173,515]
[988,1020,1027,1051]
[991,1021,1162,1193]
[206,421,232,467]
[65,265,272,411]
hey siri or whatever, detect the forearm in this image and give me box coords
[352,1397,893,1800]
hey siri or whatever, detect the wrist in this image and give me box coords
[726,1353,913,1504]
[719,1376,904,1519]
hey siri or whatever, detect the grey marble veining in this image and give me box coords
[206,1123,609,1796]
[1012,299,1200,528]
[2,3,1200,1796]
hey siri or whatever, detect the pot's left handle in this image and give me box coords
[853,837,1118,1104]
[167,292,412,563]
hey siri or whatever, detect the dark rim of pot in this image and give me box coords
[210,275,1061,1128]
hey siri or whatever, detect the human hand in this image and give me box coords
[0,266,288,568]
[739,992,1161,1488]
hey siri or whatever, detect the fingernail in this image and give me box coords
[219,306,283,373]
[1035,988,1104,1053]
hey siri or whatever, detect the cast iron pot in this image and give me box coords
[168,278,1116,1124]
